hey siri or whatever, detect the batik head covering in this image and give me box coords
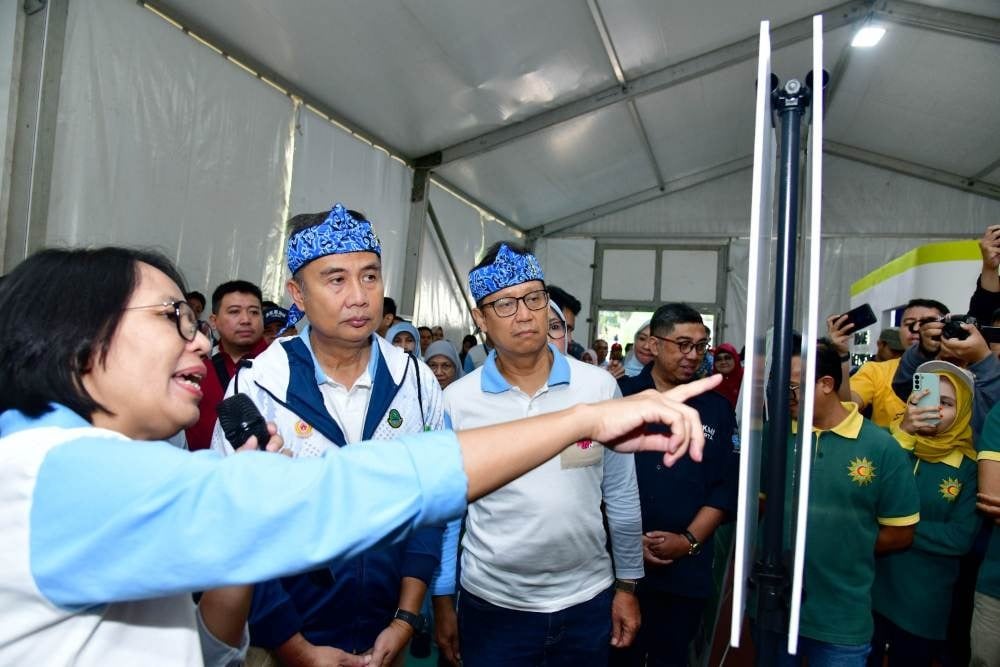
[468,244,544,303]
[284,203,381,329]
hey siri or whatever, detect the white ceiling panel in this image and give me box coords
[159,0,615,156]
[435,104,658,227]
[600,0,838,78]
[635,25,852,182]
[825,24,1000,177]
[911,0,1000,19]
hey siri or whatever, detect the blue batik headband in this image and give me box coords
[468,243,545,303]
[284,203,381,329]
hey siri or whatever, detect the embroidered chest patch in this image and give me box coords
[387,409,403,429]
[847,457,876,486]
[294,420,313,438]
[939,477,962,502]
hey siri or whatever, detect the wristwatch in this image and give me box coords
[682,530,702,556]
[393,608,424,632]
[614,578,638,594]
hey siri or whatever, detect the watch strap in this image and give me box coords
[393,608,423,632]
[682,530,701,555]
[614,578,638,594]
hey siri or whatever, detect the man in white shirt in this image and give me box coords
[433,242,644,667]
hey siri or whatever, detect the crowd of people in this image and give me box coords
[2,202,1000,667]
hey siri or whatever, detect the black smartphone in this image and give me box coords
[982,326,1000,345]
[836,303,877,332]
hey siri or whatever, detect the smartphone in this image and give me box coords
[982,326,1000,345]
[836,303,877,332]
[912,372,941,426]
[610,343,623,362]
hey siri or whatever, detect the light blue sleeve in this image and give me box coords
[29,430,468,608]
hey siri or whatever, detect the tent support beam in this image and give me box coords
[530,156,753,240]
[4,0,69,272]
[427,201,477,317]
[418,0,871,167]
[824,141,1000,201]
[400,168,430,318]
[874,0,1000,44]
[586,0,666,190]
[971,156,1000,182]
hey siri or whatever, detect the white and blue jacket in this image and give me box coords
[210,330,447,651]
[0,403,466,666]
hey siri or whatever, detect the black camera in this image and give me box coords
[941,314,978,341]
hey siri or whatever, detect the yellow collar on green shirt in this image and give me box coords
[791,402,863,439]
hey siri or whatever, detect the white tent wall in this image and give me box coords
[46,0,295,299]
[288,107,412,305]
[415,183,522,341]
[544,155,1000,348]
[0,0,18,230]
[532,238,596,347]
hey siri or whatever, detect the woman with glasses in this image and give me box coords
[0,246,718,666]
[547,299,569,354]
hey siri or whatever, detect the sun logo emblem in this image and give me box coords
[939,478,962,502]
[847,457,876,486]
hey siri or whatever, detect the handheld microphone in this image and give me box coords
[217,393,272,450]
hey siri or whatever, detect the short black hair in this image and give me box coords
[383,297,397,317]
[815,338,844,391]
[650,303,704,338]
[0,247,187,419]
[463,334,478,346]
[211,280,262,314]
[903,298,949,317]
[185,290,206,309]
[791,336,842,392]
[547,285,581,316]
[470,242,544,306]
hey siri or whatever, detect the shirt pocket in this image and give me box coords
[559,440,604,469]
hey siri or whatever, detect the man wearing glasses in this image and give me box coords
[831,299,948,428]
[612,302,739,667]
[433,242,644,667]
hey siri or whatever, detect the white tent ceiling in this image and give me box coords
[153,0,1000,235]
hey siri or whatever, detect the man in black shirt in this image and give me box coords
[611,302,739,667]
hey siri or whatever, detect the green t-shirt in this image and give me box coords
[794,405,921,645]
[976,403,1000,599]
[872,452,978,640]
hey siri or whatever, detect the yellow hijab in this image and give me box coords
[893,370,976,464]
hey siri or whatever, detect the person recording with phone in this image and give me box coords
[869,361,979,666]
[0,245,721,667]
[891,312,1000,437]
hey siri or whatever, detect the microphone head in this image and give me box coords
[217,393,267,448]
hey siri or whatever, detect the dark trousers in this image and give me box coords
[609,589,706,667]
[457,586,613,667]
[868,611,937,667]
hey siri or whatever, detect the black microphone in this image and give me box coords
[216,393,272,450]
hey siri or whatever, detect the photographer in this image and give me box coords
[891,314,1000,436]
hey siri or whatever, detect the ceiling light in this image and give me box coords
[851,26,886,48]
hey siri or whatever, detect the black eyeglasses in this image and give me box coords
[125,300,199,342]
[904,317,940,333]
[480,289,549,318]
[651,335,710,355]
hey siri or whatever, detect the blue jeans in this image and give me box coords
[778,637,872,667]
[457,586,612,667]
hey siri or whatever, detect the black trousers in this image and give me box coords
[868,611,939,667]
[609,589,706,667]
